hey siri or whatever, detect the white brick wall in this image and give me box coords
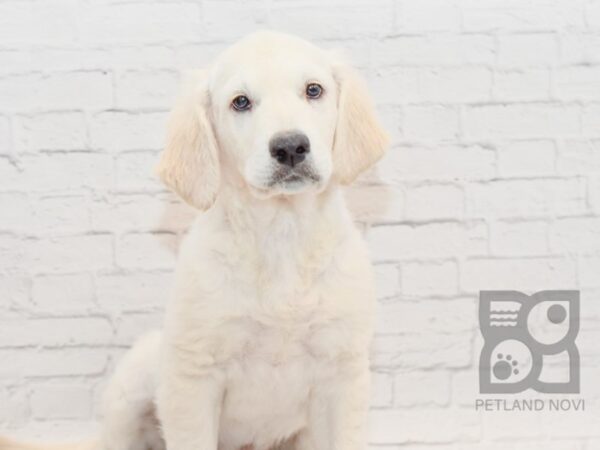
[0,0,599,448]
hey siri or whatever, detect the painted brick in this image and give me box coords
[0,72,113,112]
[400,260,459,297]
[556,66,600,101]
[90,111,167,152]
[0,154,114,192]
[30,384,93,420]
[378,144,496,183]
[370,371,393,408]
[497,34,558,66]
[373,264,400,300]
[371,35,496,67]
[369,408,480,444]
[0,318,112,347]
[560,33,600,65]
[116,232,177,270]
[0,348,108,378]
[0,0,78,45]
[376,298,477,334]
[268,1,394,40]
[115,70,179,109]
[29,195,92,236]
[460,257,577,293]
[461,0,584,32]
[91,192,195,233]
[32,273,96,314]
[372,332,473,370]
[115,151,162,191]
[0,115,11,155]
[403,105,460,140]
[0,276,30,311]
[14,112,87,152]
[490,220,550,256]
[24,234,114,273]
[582,104,600,136]
[466,178,586,218]
[416,68,492,103]
[394,371,450,407]
[78,2,203,44]
[464,104,581,139]
[368,222,487,262]
[496,140,556,177]
[404,184,464,220]
[556,139,600,175]
[95,271,172,313]
[549,217,600,253]
[396,0,460,32]
[492,69,551,101]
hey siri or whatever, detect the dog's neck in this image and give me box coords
[204,180,354,287]
[209,182,354,305]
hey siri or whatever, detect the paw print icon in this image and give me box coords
[479,291,579,394]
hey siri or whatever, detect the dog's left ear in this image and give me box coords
[332,63,389,184]
[156,70,220,211]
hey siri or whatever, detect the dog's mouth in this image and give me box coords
[246,163,324,199]
[267,166,321,188]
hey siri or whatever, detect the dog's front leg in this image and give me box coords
[296,358,371,450]
[157,362,224,450]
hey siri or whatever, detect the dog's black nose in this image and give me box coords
[269,131,310,167]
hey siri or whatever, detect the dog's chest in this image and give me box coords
[217,317,339,450]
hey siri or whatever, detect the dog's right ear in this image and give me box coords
[156,70,220,211]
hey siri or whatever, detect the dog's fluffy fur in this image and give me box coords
[1,31,388,450]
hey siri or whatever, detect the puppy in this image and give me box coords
[1,31,388,450]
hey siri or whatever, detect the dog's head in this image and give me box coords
[157,31,388,210]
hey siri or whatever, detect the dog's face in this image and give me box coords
[158,31,388,210]
[209,35,337,197]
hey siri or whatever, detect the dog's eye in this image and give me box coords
[231,95,251,111]
[305,83,323,99]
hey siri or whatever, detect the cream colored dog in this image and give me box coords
[0,31,388,450]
